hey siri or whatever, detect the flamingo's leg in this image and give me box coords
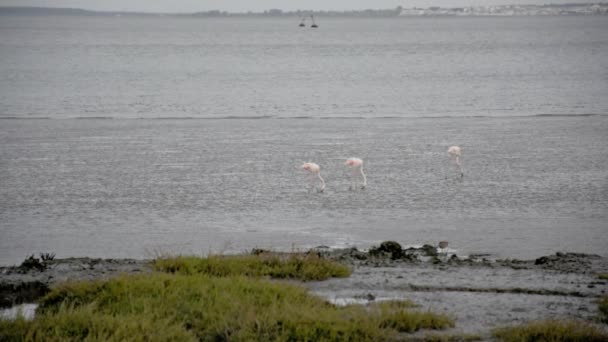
[317,172,325,193]
[360,166,366,189]
[450,156,461,178]
[308,174,315,193]
[456,157,464,178]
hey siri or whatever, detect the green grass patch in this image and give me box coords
[372,301,454,333]
[1,274,454,341]
[597,273,608,280]
[0,317,30,342]
[492,319,608,342]
[154,253,352,281]
[600,296,608,323]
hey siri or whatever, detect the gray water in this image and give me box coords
[1,16,607,265]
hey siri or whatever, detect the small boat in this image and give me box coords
[310,15,318,28]
[298,17,306,27]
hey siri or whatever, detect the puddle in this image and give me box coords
[0,303,37,320]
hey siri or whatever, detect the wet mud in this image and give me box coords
[306,243,608,336]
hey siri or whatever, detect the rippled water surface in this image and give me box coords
[1,16,607,264]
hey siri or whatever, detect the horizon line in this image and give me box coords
[1,3,606,16]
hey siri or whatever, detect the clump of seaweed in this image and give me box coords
[18,255,46,272]
[39,253,56,262]
[17,253,56,273]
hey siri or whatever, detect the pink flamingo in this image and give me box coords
[447,146,463,178]
[301,162,325,193]
[345,157,367,190]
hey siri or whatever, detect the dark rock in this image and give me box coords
[531,252,603,273]
[350,249,368,260]
[369,241,404,260]
[448,254,460,264]
[251,248,271,255]
[421,244,438,257]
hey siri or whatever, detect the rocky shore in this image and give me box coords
[2,242,607,336]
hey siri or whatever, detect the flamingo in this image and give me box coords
[301,162,325,193]
[345,157,366,190]
[447,146,464,178]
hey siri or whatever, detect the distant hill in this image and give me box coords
[0,7,98,16]
[0,7,158,16]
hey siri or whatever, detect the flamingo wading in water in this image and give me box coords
[447,146,464,178]
[301,162,325,193]
[345,157,367,190]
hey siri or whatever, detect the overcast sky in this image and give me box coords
[0,0,596,13]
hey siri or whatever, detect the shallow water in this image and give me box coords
[1,16,607,119]
[1,116,607,264]
[0,303,37,320]
[0,16,607,264]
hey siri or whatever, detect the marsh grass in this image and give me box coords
[154,253,352,281]
[372,301,454,333]
[599,296,608,323]
[597,273,608,280]
[1,273,454,341]
[492,319,608,342]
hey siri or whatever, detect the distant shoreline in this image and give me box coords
[1,4,607,17]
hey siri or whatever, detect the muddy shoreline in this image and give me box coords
[2,243,607,336]
[0,257,152,308]
[310,244,608,336]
